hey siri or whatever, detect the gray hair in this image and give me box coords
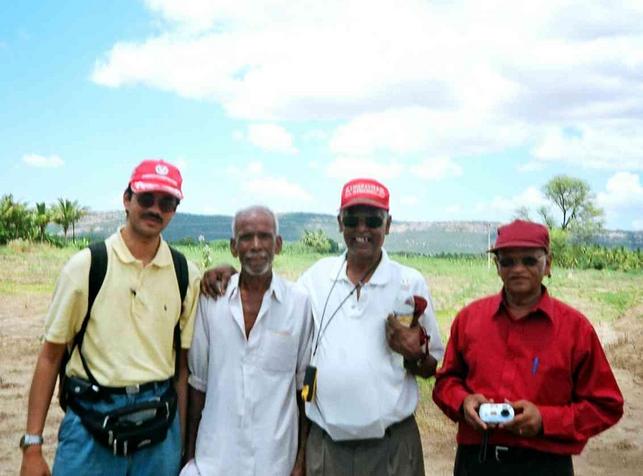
[231,205,279,238]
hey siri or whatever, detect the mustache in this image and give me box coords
[141,212,163,223]
[244,251,270,260]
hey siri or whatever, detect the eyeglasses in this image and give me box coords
[135,193,178,213]
[497,255,545,268]
[342,215,385,229]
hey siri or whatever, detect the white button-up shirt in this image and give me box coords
[298,250,444,441]
[188,273,313,476]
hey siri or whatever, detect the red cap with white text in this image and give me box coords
[340,178,389,210]
[129,159,183,200]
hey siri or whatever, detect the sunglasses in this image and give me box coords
[135,193,178,213]
[342,215,385,229]
[497,255,545,268]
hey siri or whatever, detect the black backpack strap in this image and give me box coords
[59,241,108,395]
[75,241,108,387]
[169,246,189,378]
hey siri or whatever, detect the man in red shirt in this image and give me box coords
[432,219,623,476]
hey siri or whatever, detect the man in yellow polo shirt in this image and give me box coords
[19,160,200,476]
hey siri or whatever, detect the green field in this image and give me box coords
[4,240,640,340]
[2,241,642,474]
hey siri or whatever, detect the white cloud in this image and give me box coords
[325,157,404,181]
[475,186,548,217]
[329,107,529,159]
[247,123,297,154]
[22,154,64,168]
[411,157,462,181]
[247,161,263,174]
[93,1,643,172]
[531,126,643,170]
[302,129,328,142]
[597,172,643,212]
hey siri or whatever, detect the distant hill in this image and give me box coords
[62,211,643,254]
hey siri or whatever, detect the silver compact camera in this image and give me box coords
[479,403,514,424]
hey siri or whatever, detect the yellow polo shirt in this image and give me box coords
[45,229,201,386]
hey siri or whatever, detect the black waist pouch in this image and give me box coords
[65,378,177,456]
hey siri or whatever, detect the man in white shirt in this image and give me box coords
[199,180,444,476]
[298,178,444,476]
[183,206,313,476]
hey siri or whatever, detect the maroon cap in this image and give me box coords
[489,220,550,252]
[340,178,389,210]
[129,159,183,200]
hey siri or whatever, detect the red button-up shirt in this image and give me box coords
[432,287,623,455]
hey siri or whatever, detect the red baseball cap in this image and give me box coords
[340,178,389,210]
[129,159,183,200]
[489,220,550,253]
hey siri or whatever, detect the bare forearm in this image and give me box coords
[21,341,65,475]
[26,342,66,434]
[175,350,189,451]
[292,393,308,475]
[185,386,206,461]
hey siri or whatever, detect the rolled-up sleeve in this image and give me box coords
[187,295,211,392]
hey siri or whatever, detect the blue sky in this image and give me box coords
[1,0,642,230]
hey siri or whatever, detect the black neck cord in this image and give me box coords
[312,253,382,356]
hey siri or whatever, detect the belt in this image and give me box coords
[66,376,170,397]
[461,444,568,464]
[100,379,170,395]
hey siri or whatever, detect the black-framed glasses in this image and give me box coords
[497,255,545,268]
[342,215,385,229]
[135,193,178,213]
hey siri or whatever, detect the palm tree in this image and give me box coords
[0,194,32,241]
[70,202,88,242]
[34,202,51,242]
[53,198,86,241]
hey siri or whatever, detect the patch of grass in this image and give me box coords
[3,243,642,330]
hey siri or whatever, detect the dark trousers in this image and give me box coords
[306,415,425,476]
[454,444,574,476]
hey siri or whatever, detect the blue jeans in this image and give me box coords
[53,381,181,476]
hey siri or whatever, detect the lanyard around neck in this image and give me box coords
[312,254,382,356]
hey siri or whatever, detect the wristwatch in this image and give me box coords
[19,433,43,450]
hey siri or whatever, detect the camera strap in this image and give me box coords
[478,430,490,463]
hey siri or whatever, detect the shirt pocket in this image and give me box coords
[259,329,298,373]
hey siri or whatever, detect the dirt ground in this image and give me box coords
[1,295,642,475]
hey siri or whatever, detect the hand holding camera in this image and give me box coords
[479,403,514,424]
[463,395,543,437]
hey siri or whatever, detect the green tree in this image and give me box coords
[70,201,88,242]
[0,194,34,243]
[53,198,87,241]
[34,202,51,242]
[301,229,339,253]
[513,206,532,221]
[539,175,603,233]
